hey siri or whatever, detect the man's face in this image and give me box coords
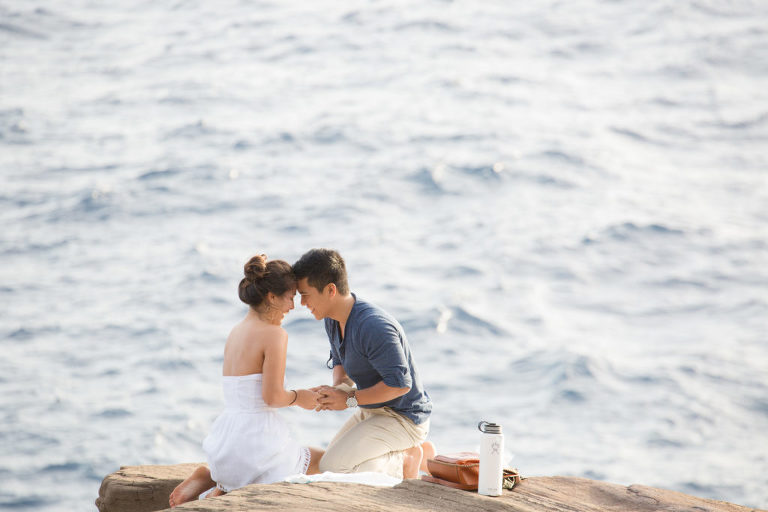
[297,277,329,320]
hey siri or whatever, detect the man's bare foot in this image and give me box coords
[420,440,436,474]
[207,487,226,498]
[169,465,215,508]
[403,444,423,479]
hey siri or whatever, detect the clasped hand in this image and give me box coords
[309,385,348,411]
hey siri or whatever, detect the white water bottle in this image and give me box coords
[478,421,504,496]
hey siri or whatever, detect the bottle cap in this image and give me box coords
[478,421,502,434]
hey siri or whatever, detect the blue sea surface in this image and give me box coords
[1,1,767,510]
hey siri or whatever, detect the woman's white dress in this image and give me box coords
[202,374,310,492]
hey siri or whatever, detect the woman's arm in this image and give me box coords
[261,328,321,409]
[293,389,321,409]
[261,328,296,407]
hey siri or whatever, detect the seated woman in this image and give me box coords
[170,254,433,507]
[169,254,322,506]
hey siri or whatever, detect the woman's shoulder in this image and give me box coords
[265,323,288,337]
[229,320,287,346]
[256,324,288,346]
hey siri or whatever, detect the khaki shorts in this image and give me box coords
[319,405,430,479]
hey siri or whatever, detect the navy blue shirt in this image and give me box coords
[325,295,432,425]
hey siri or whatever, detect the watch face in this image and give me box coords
[346,396,357,408]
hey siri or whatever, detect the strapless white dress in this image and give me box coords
[202,374,310,492]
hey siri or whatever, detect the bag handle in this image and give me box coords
[502,468,523,490]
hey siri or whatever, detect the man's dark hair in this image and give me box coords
[292,248,350,295]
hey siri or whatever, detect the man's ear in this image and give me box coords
[325,283,337,298]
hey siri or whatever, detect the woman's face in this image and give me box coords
[276,287,297,316]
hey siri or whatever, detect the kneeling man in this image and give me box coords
[293,248,434,479]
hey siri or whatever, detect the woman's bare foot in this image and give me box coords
[403,444,423,479]
[169,465,216,508]
[420,440,436,474]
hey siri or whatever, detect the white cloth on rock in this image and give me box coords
[284,471,402,487]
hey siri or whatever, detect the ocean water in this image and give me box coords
[1,0,767,510]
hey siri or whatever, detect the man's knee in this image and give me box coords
[318,448,355,473]
[356,450,404,478]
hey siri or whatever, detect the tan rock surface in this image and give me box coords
[95,463,201,512]
[96,464,765,512]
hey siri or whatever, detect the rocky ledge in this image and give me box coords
[96,463,763,512]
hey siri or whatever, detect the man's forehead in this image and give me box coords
[296,278,311,293]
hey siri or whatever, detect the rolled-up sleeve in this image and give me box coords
[361,319,412,389]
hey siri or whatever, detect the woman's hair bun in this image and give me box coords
[244,254,267,281]
[238,253,295,309]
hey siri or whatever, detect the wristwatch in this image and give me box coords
[345,390,358,408]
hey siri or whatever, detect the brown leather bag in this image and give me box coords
[420,452,522,492]
[421,452,480,490]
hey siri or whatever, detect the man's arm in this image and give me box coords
[333,365,355,387]
[350,380,410,406]
[316,317,412,410]
[309,365,355,410]
[315,380,410,410]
